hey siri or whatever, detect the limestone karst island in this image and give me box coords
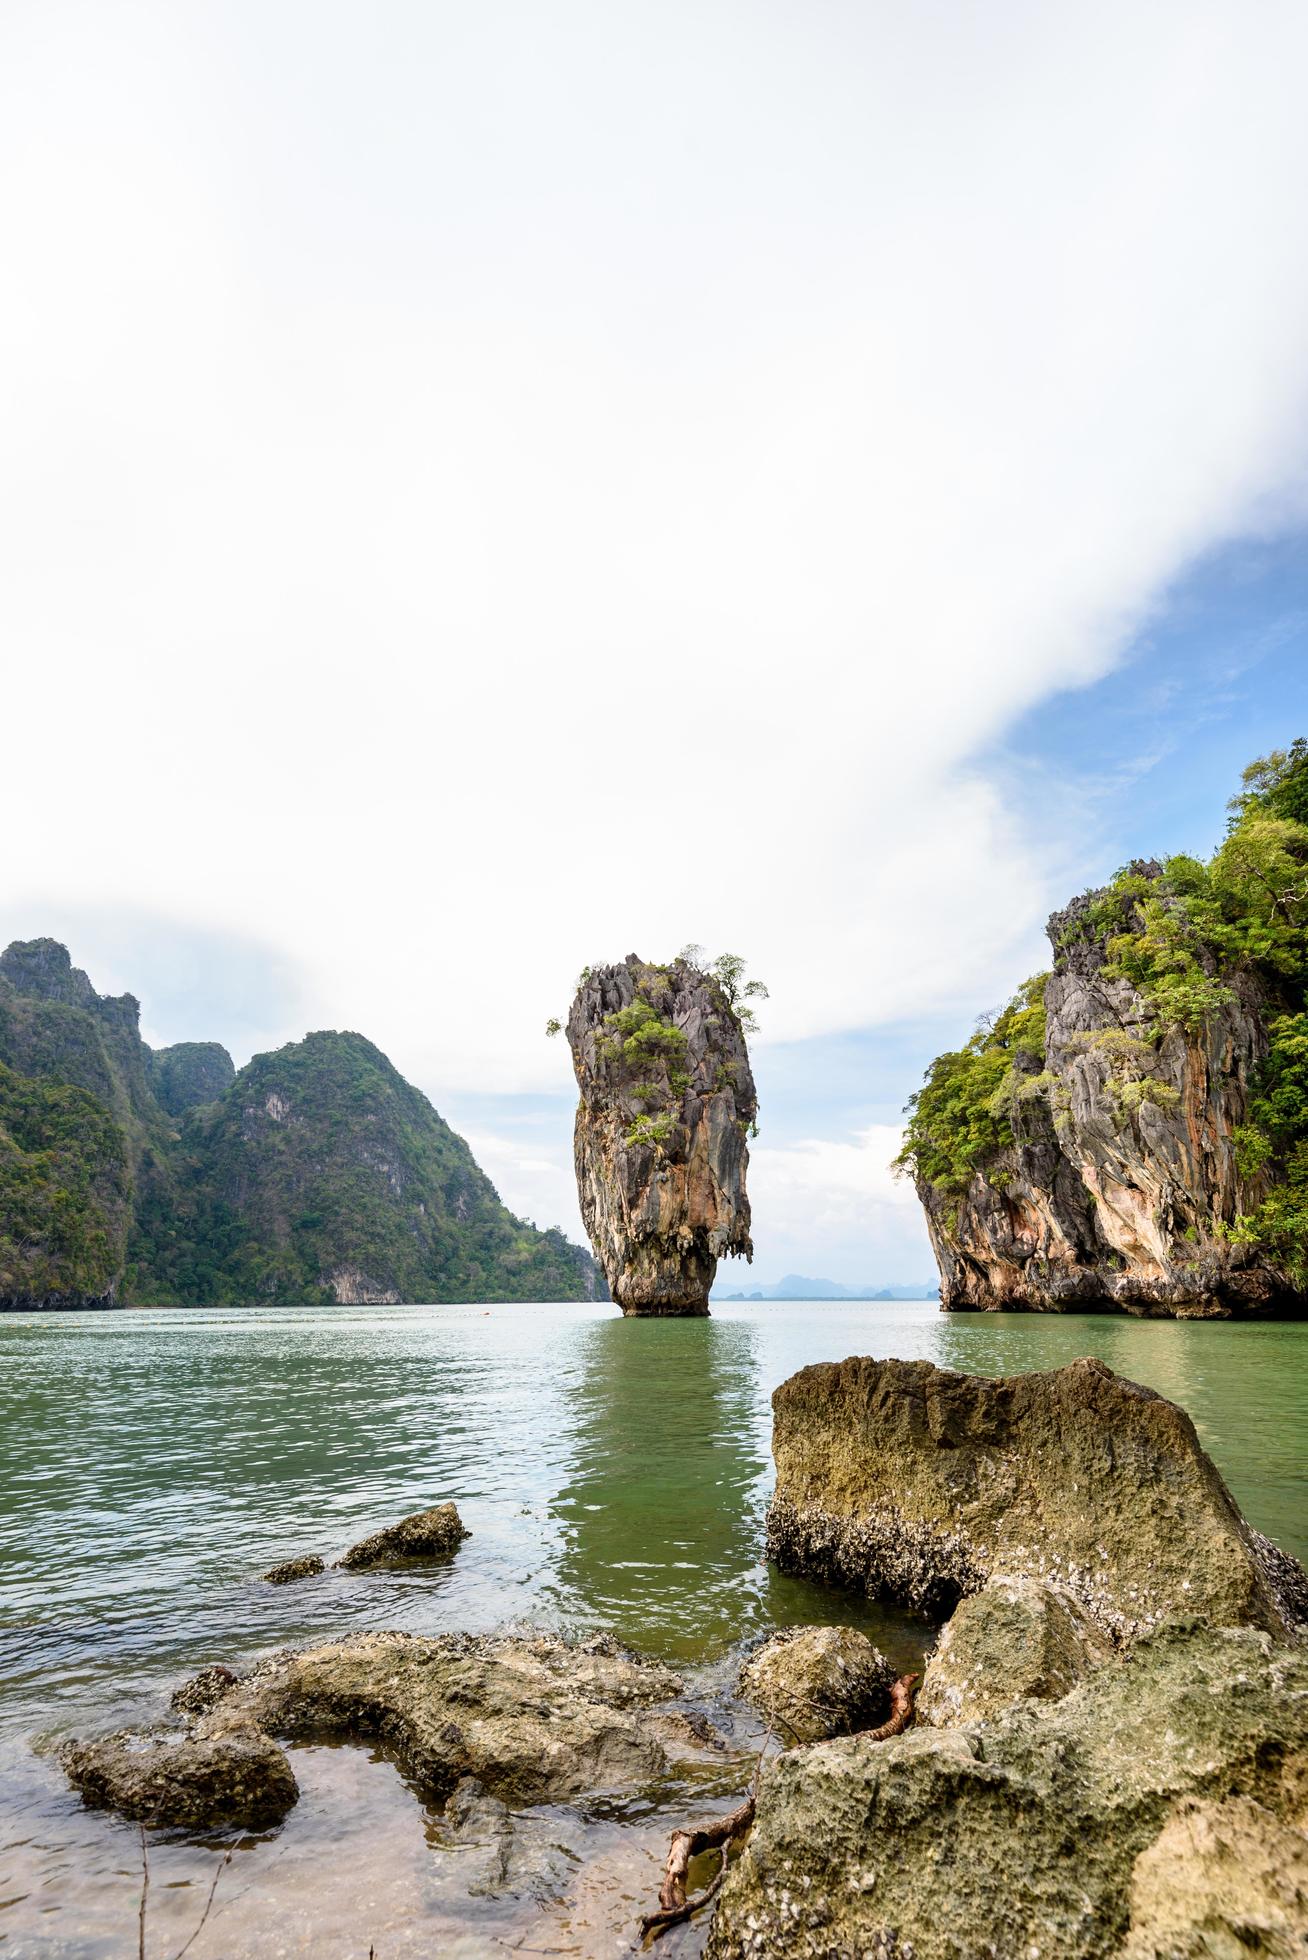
[5,9,1308,1956]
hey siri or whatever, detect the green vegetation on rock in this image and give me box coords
[898,743,1308,1286]
[0,1060,131,1305]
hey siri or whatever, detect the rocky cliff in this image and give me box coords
[901,745,1308,1316]
[566,954,756,1314]
[0,939,601,1307]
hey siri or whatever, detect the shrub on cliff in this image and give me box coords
[0,1061,131,1303]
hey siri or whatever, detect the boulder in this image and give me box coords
[917,1575,1111,1725]
[739,1626,895,1742]
[64,1728,298,1830]
[706,1622,1308,1960]
[766,1354,1308,1639]
[262,1553,326,1584]
[336,1502,469,1570]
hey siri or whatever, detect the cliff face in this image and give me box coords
[0,939,601,1308]
[566,955,756,1314]
[915,877,1292,1317]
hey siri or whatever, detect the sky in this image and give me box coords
[3,1,1307,1285]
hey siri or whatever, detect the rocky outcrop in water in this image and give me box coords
[336,1501,469,1569]
[765,1355,1308,1639]
[739,1626,896,1742]
[566,955,757,1314]
[912,868,1300,1316]
[65,1631,725,1831]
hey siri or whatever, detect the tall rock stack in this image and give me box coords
[566,954,757,1315]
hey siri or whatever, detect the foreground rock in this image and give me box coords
[64,1729,298,1830]
[767,1354,1308,1638]
[917,1574,1111,1725]
[739,1626,895,1743]
[64,1630,725,1832]
[336,1502,469,1570]
[565,955,757,1314]
[708,1622,1308,1960]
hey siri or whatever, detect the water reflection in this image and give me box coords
[549,1316,768,1659]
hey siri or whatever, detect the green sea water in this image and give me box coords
[1,1299,1304,1956]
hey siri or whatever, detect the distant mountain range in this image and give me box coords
[0,939,603,1309]
[713,1274,939,1301]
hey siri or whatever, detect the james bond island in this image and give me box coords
[563,951,761,1315]
[898,742,1308,1317]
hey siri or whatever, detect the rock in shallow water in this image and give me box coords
[336,1502,469,1570]
[766,1354,1308,1639]
[63,1729,298,1830]
[262,1553,326,1584]
[738,1626,895,1743]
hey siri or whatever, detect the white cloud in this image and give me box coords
[745,1125,930,1282]
[3,0,1307,1126]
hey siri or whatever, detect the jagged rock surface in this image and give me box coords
[739,1626,895,1742]
[566,955,756,1314]
[706,1623,1308,1960]
[765,1355,1308,1639]
[336,1502,469,1569]
[918,868,1299,1316]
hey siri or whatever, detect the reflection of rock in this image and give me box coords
[766,1354,1308,1638]
[552,1316,766,1653]
[336,1502,469,1570]
[566,956,756,1314]
[64,1728,298,1830]
[262,1553,325,1584]
[739,1626,894,1742]
[708,1623,1308,1960]
[917,1576,1110,1726]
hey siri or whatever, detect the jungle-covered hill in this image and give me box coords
[0,939,602,1308]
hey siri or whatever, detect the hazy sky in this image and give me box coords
[4,2,1308,1283]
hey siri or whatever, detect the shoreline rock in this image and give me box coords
[739,1626,895,1743]
[262,1553,326,1584]
[766,1354,1308,1639]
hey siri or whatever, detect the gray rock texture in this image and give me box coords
[739,1626,896,1743]
[64,1630,722,1831]
[916,1574,1110,1726]
[706,1623,1308,1960]
[917,866,1300,1316]
[765,1355,1308,1639]
[566,955,756,1314]
[336,1502,469,1570]
[64,1728,298,1830]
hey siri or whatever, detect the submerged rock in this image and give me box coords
[262,1553,326,1584]
[738,1626,895,1743]
[336,1502,469,1570]
[766,1354,1308,1638]
[707,1623,1308,1960]
[565,955,756,1314]
[63,1728,298,1830]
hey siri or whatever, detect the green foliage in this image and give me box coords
[895,975,1049,1193]
[681,947,770,1034]
[544,1017,562,1039]
[129,1031,600,1306]
[623,1111,676,1150]
[0,1061,131,1302]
